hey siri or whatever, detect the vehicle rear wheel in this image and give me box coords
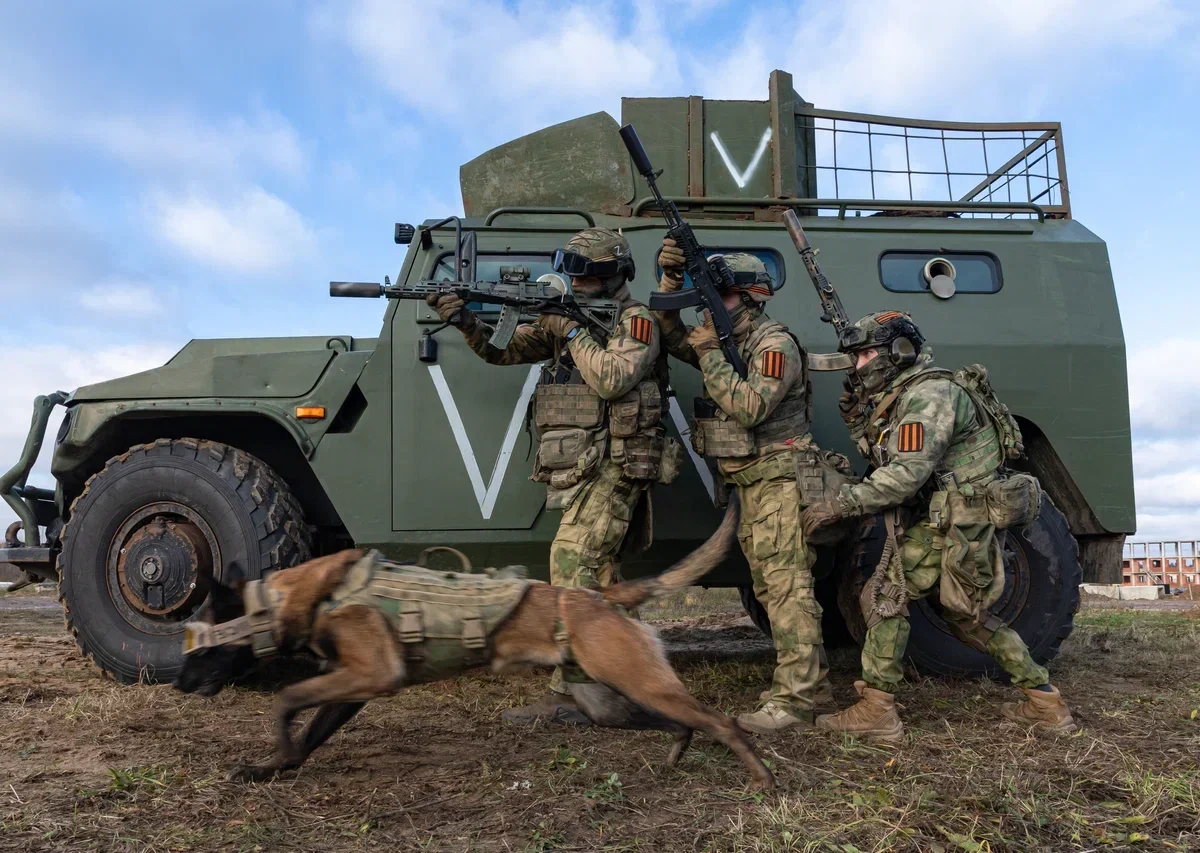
[837,496,1081,679]
[58,438,311,684]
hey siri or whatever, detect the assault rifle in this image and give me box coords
[330,266,621,350]
[619,124,747,378]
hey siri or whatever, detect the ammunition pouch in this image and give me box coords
[611,431,663,481]
[532,428,606,510]
[984,473,1041,530]
[656,437,685,485]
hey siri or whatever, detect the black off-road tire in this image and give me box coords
[58,439,311,684]
[837,495,1081,679]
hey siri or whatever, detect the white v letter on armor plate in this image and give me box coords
[427,364,541,519]
[710,127,773,189]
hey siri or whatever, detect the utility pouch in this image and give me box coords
[794,447,859,545]
[637,382,664,431]
[946,488,990,527]
[535,428,594,471]
[929,491,950,531]
[657,437,685,485]
[534,384,605,430]
[609,388,641,438]
[985,473,1041,530]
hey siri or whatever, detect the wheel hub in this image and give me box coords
[113,507,215,619]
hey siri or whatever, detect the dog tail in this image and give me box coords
[601,493,740,610]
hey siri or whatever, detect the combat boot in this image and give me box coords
[501,692,592,726]
[815,680,904,745]
[759,678,835,709]
[738,701,813,735]
[1000,685,1077,734]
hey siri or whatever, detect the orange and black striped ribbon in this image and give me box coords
[876,311,902,323]
[760,351,786,379]
[629,316,653,345]
[897,422,925,452]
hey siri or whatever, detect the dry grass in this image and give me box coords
[1,596,1197,851]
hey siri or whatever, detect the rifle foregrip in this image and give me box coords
[782,210,811,252]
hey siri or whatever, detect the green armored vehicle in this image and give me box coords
[1,71,1132,685]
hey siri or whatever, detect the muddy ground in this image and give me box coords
[1,589,1198,852]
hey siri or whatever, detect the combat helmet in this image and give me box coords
[552,227,635,294]
[708,252,775,306]
[839,311,926,391]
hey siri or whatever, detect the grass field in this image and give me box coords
[1,590,1197,852]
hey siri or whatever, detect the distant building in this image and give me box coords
[1122,541,1200,588]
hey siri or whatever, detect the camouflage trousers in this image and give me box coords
[548,460,647,695]
[738,474,827,717]
[862,518,1049,692]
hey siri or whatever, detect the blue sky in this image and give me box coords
[2,0,1198,539]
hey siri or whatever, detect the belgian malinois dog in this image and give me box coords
[173,498,774,789]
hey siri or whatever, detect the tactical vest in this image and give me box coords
[866,367,1003,486]
[323,550,533,683]
[530,303,671,508]
[691,320,811,465]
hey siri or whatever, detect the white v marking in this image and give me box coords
[710,127,773,189]
[428,364,541,519]
[667,397,715,503]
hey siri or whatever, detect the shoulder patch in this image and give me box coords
[760,350,786,379]
[897,422,924,453]
[628,315,653,345]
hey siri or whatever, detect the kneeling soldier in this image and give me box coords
[803,311,1077,743]
[427,227,677,725]
[654,237,835,734]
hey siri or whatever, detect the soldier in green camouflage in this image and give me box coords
[803,311,1077,744]
[654,237,832,734]
[428,227,673,725]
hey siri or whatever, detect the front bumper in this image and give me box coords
[0,392,68,582]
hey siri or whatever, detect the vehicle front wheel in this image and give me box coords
[58,439,311,684]
[837,496,1081,679]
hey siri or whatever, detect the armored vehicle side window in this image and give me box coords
[879,251,1002,294]
[431,252,555,315]
[654,248,785,290]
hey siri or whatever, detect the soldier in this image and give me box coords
[802,311,1077,744]
[653,237,831,734]
[427,227,673,725]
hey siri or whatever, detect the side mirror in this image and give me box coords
[458,230,477,283]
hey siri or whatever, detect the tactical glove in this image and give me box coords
[425,293,477,331]
[687,324,721,357]
[838,375,868,440]
[537,312,580,339]
[802,502,844,538]
[658,237,686,292]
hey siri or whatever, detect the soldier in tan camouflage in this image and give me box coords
[803,311,1077,744]
[653,237,832,734]
[428,227,676,725]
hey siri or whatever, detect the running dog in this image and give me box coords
[173,497,773,789]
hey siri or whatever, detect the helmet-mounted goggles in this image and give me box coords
[551,249,623,278]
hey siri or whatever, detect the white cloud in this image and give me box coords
[691,0,1187,114]
[1128,338,1197,434]
[150,187,315,274]
[323,0,682,139]
[79,279,163,316]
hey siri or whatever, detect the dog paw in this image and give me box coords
[228,763,280,783]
